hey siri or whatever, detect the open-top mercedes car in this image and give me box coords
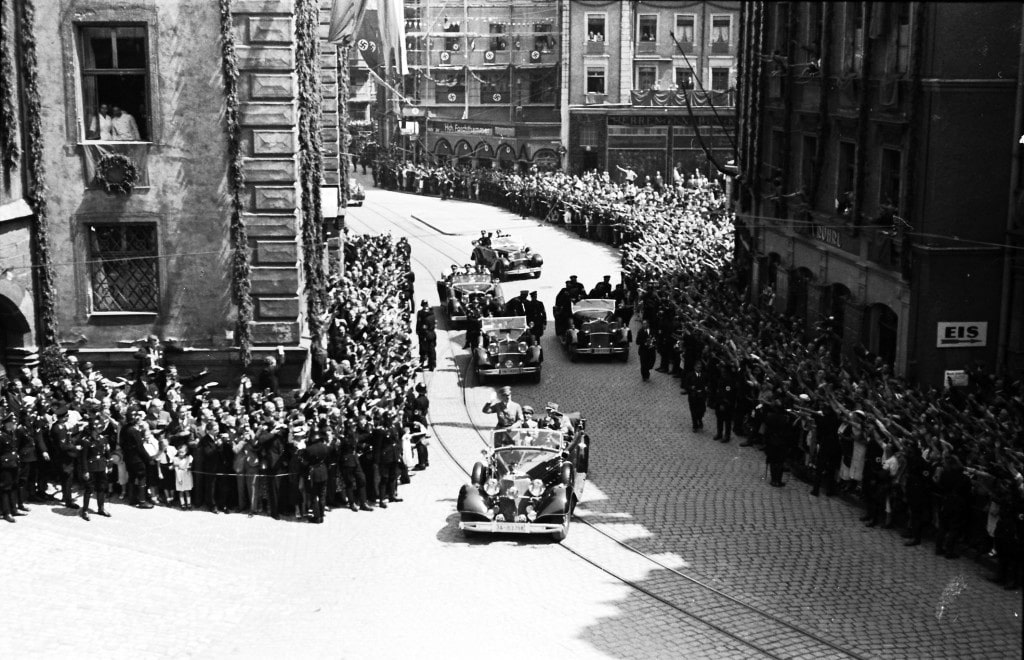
[560,299,631,361]
[347,178,365,206]
[474,316,542,383]
[435,269,500,325]
[471,234,543,280]
[458,424,589,542]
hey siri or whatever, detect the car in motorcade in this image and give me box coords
[457,422,589,541]
[474,316,542,383]
[347,178,365,206]
[435,268,501,325]
[559,299,631,362]
[471,234,543,280]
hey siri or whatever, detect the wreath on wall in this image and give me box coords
[96,153,139,195]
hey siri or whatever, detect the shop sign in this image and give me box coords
[943,370,969,387]
[814,224,842,248]
[493,126,516,138]
[936,322,987,348]
[437,123,492,136]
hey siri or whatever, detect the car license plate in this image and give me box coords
[495,522,529,533]
[593,348,610,354]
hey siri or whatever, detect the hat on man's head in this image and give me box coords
[56,405,70,418]
[415,384,427,394]
[421,300,429,308]
[603,275,611,281]
[570,275,578,281]
[522,405,534,414]
[519,290,529,297]
[497,386,512,395]
[545,402,561,416]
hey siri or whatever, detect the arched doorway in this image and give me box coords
[433,138,452,165]
[454,140,473,168]
[788,266,814,322]
[863,303,899,366]
[475,142,494,169]
[497,143,516,170]
[0,282,36,380]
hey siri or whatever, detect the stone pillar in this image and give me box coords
[234,0,302,350]
[618,2,634,103]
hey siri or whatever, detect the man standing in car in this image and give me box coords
[525,291,547,340]
[482,386,524,430]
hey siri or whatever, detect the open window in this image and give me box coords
[586,14,606,43]
[637,15,658,43]
[79,25,150,142]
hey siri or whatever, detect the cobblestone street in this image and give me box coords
[3,184,1021,659]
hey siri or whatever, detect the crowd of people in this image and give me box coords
[371,156,1023,588]
[0,234,425,526]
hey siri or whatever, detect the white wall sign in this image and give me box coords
[936,322,988,348]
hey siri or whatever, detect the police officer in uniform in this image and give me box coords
[506,290,528,317]
[374,412,403,507]
[525,291,547,340]
[590,275,613,298]
[79,413,112,520]
[683,362,708,431]
[51,406,82,509]
[636,319,658,381]
[0,413,23,523]
[303,430,330,523]
[339,420,372,511]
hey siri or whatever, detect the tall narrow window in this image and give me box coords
[711,16,731,54]
[711,68,730,91]
[896,3,911,73]
[586,15,606,43]
[443,19,461,52]
[880,148,902,210]
[88,224,159,313]
[80,25,149,141]
[534,23,553,53]
[837,141,856,216]
[801,135,818,194]
[637,15,658,43]
[637,66,657,90]
[675,68,693,90]
[489,23,506,51]
[675,15,695,52]
[586,67,605,94]
[844,3,864,72]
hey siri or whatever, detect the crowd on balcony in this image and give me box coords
[365,155,1023,585]
[0,235,425,526]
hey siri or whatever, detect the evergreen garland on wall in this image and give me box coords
[0,0,21,171]
[296,0,327,339]
[339,45,350,208]
[18,0,57,347]
[219,0,254,366]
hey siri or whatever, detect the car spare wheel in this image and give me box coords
[471,462,486,485]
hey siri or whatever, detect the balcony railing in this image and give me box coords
[631,88,735,108]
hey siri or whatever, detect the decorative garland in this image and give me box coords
[95,153,139,195]
[0,0,20,171]
[18,0,57,347]
[296,0,327,341]
[218,0,254,366]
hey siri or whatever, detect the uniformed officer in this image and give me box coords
[51,406,83,509]
[590,275,613,298]
[683,362,708,431]
[554,281,574,336]
[506,290,528,317]
[15,410,46,508]
[79,413,112,520]
[464,300,482,349]
[303,430,330,523]
[810,404,841,497]
[0,413,23,523]
[525,291,547,339]
[482,386,524,430]
[374,412,403,507]
[415,301,434,338]
[339,420,372,511]
[636,319,658,381]
[713,367,738,443]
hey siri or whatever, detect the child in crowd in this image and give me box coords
[173,445,194,510]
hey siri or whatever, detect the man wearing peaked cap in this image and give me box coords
[0,412,22,523]
[525,290,547,340]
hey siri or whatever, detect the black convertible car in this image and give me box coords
[436,270,501,324]
[559,299,631,361]
[457,424,589,542]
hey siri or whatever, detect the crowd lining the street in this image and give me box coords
[370,157,1023,588]
[0,234,424,526]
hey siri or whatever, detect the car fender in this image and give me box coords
[457,484,488,514]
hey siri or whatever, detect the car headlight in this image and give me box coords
[486,508,496,520]
[518,342,528,352]
[495,513,506,522]
[529,479,545,497]
[515,514,527,523]
[487,344,498,355]
[530,254,543,266]
[484,478,499,496]
[525,505,537,522]
[506,485,520,500]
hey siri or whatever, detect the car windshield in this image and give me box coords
[491,236,525,251]
[493,446,561,477]
[491,428,564,450]
[451,273,491,286]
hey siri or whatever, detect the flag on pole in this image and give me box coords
[354,5,383,70]
[327,0,371,46]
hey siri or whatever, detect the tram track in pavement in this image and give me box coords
[348,197,871,660]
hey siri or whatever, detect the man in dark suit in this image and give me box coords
[256,420,286,519]
[810,405,841,497]
[419,322,437,372]
[193,422,223,513]
[713,367,738,443]
[16,410,47,505]
[684,362,708,431]
[636,319,658,381]
[763,399,791,487]
[303,431,331,523]
[339,421,372,511]
[525,291,547,340]
[506,291,528,317]
[121,408,154,508]
[373,413,403,507]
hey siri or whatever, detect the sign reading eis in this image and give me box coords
[936,322,987,348]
